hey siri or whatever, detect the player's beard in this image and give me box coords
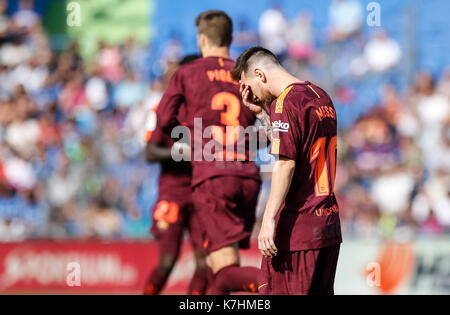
[259,89,276,106]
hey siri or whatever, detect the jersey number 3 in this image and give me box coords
[210,92,241,146]
[210,92,246,160]
[310,136,337,197]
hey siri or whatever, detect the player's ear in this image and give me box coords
[197,33,207,49]
[254,69,267,84]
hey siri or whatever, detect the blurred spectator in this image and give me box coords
[328,0,363,41]
[258,4,287,57]
[0,0,9,36]
[286,12,315,61]
[437,68,450,98]
[4,88,40,159]
[113,71,146,109]
[0,35,31,67]
[160,35,184,67]
[85,64,109,111]
[97,41,124,84]
[364,30,402,73]
[121,36,150,81]
[12,0,40,30]
[234,18,259,47]
[411,72,450,174]
[371,168,416,215]
[412,169,450,233]
[46,153,82,208]
[83,200,123,239]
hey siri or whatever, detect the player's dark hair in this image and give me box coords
[179,54,202,66]
[195,10,233,47]
[231,46,280,81]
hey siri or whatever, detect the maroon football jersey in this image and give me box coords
[269,82,342,251]
[156,56,260,187]
[146,105,192,195]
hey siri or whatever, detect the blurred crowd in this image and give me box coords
[0,0,162,240]
[336,74,450,239]
[0,0,448,241]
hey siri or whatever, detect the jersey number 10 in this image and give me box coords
[310,136,337,197]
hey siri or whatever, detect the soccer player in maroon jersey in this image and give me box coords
[231,47,342,295]
[143,55,208,295]
[156,11,262,294]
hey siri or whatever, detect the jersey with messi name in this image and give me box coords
[269,82,342,251]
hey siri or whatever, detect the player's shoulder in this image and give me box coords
[175,58,200,75]
[271,83,308,114]
[222,57,236,67]
[176,57,236,79]
[288,82,332,107]
[169,59,205,86]
[179,56,234,69]
[293,83,336,124]
[178,56,239,88]
[271,82,332,115]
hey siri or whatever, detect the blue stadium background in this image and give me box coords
[0,0,448,240]
[5,0,449,126]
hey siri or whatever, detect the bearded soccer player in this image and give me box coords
[156,11,262,295]
[231,47,342,295]
[143,55,208,295]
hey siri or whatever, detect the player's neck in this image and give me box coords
[202,46,230,59]
[271,70,304,97]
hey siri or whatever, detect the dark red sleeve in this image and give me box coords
[269,100,300,161]
[156,68,186,133]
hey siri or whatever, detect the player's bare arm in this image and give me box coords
[258,157,295,258]
[255,110,273,142]
[146,141,190,163]
[240,82,273,142]
[145,142,173,162]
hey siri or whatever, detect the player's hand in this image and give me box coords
[258,218,278,258]
[240,82,263,116]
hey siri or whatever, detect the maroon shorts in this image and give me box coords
[151,195,205,255]
[192,176,261,254]
[258,244,340,295]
